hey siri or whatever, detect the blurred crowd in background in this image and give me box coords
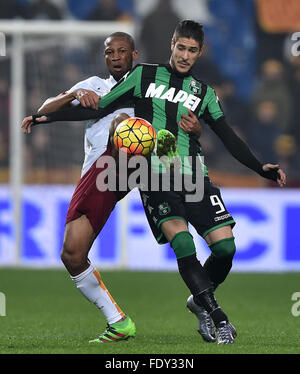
[0,0,299,186]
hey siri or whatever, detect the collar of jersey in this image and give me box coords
[108,75,118,86]
[165,63,192,78]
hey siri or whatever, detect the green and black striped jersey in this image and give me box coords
[99,63,225,176]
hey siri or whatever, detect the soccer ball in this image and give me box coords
[114,117,156,156]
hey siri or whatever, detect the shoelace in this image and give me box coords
[204,312,215,334]
[99,324,115,337]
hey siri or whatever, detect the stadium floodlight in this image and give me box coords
[0,20,134,267]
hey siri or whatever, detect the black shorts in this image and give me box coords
[140,177,235,244]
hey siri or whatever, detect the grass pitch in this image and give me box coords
[0,269,299,355]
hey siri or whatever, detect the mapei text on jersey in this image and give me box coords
[145,83,201,111]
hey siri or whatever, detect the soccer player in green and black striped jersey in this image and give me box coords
[24,20,286,345]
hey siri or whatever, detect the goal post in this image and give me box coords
[0,19,135,36]
[0,20,135,267]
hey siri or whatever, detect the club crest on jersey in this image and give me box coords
[189,80,201,94]
[158,202,171,216]
[145,83,201,111]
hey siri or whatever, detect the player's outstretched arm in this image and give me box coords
[22,64,142,133]
[38,89,100,114]
[21,105,103,134]
[210,118,287,187]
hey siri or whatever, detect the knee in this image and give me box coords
[170,231,196,259]
[209,237,236,259]
[61,238,87,270]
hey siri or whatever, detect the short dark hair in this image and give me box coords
[105,32,135,50]
[173,20,204,50]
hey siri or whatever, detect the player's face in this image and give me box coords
[170,37,202,74]
[104,37,138,81]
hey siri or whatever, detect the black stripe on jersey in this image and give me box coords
[197,83,226,126]
[100,88,135,117]
[189,131,202,155]
[135,64,158,124]
[202,107,225,127]
[189,79,205,156]
[188,79,206,179]
[194,82,207,119]
[189,135,202,183]
[165,73,184,137]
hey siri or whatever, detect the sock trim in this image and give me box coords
[70,264,94,283]
[171,231,196,259]
[92,269,125,319]
[170,230,193,247]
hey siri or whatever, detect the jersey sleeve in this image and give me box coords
[201,86,225,126]
[67,76,102,106]
[37,68,143,124]
[68,78,93,94]
[98,65,143,115]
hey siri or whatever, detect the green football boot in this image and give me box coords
[89,316,136,343]
[156,129,181,169]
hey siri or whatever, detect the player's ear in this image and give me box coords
[171,38,175,51]
[132,49,138,61]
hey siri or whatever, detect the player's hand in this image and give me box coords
[262,163,287,187]
[109,112,130,157]
[179,110,202,137]
[21,115,48,134]
[72,89,100,110]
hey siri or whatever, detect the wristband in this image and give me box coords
[32,113,50,124]
[260,167,279,182]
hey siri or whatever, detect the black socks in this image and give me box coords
[177,254,212,295]
[203,254,233,290]
[177,254,229,327]
[194,288,228,327]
